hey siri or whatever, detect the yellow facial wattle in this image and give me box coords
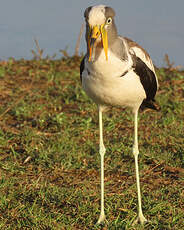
[88,24,108,61]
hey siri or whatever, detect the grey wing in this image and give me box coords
[123,37,159,110]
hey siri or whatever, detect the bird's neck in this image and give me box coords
[86,37,129,62]
[108,37,129,61]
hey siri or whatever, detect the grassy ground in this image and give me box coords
[0,57,183,230]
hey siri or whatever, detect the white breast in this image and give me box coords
[82,50,146,110]
[87,49,133,79]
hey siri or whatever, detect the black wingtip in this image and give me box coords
[140,99,161,111]
[80,56,86,83]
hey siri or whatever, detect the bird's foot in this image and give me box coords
[96,212,107,225]
[133,214,148,225]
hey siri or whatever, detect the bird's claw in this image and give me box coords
[96,213,108,225]
[133,214,148,225]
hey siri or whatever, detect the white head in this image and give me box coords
[84,5,117,61]
[88,5,106,26]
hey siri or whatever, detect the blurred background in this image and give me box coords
[0,0,183,67]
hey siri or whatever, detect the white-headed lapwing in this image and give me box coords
[80,5,159,225]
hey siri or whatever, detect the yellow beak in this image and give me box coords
[88,25,108,61]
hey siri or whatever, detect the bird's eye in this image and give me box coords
[106,17,112,24]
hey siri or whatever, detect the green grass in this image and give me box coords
[0,57,183,229]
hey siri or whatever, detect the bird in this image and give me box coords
[80,5,159,225]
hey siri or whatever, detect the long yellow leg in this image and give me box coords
[133,109,147,225]
[97,106,106,224]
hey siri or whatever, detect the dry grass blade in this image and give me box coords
[75,23,84,56]
[164,53,183,70]
[31,38,44,60]
[60,46,69,58]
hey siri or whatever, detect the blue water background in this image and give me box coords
[0,0,183,67]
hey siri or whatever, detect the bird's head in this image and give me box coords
[84,5,116,62]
